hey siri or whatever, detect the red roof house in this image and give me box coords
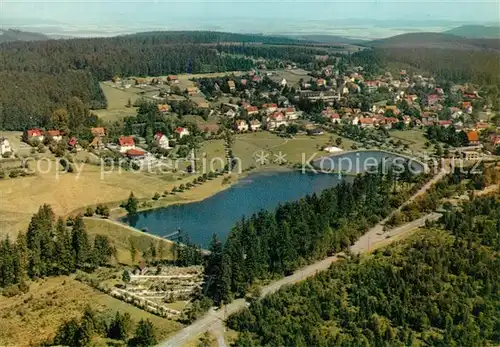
[466,131,479,145]
[27,129,43,138]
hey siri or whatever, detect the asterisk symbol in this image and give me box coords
[274,151,287,164]
[254,150,270,165]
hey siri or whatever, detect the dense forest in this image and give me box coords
[351,47,500,86]
[0,31,324,131]
[204,169,425,305]
[228,195,500,346]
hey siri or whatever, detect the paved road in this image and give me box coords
[159,171,447,347]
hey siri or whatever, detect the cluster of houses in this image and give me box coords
[22,125,191,160]
[222,102,300,132]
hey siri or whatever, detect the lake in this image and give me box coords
[122,150,424,247]
[122,171,345,247]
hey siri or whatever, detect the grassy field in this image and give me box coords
[84,218,174,265]
[268,68,310,87]
[93,83,140,122]
[0,158,226,237]
[0,276,182,346]
[232,131,355,169]
[390,129,429,153]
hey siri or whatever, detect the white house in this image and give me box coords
[0,137,12,156]
[225,109,237,118]
[118,136,135,153]
[249,119,262,131]
[175,127,190,139]
[26,129,44,143]
[46,130,62,142]
[284,107,298,120]
[234,119,249,132]
[280,79,287,87]
[154,132,171,149]
[265,112,288,131]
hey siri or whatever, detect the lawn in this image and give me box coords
[0,276,182,346]
[0,159,224,237]
[93,83,140,122]
[84,218,174,265]
[232,131,354,169]
[390,129,429,153]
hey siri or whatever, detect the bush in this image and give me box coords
[0,170,5,179]
[9,170,20,178]
[152,192,161,200]
[84,207,94,217]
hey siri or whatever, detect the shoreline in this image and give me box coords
[112,165,293,221]
[312,148,428,171]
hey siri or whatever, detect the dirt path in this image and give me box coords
[159,171,447,347]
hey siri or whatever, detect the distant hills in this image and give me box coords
[444,25,500,39]
[368,32,500,51]
[0,28,49,43]
[287,34,367,45]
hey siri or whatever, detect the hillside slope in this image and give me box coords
[0,28,48,43]
[369,32,500,51]
[445,25,500,39]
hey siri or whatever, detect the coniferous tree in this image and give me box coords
[130,319,157,347]
[107,311,132,341]
[125,192,138,214]
[54,217,74,274]
[93,235,113,266]
[71,214,90,268]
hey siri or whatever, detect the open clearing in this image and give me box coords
[0,157,224,237]
[84,218,174,265]
[233,131,355,168]
[0,276,182,346]
[93,83,140,122]
[390,129,429,153]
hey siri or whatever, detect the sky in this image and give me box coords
[1,0,499,37]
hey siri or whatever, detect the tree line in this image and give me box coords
[203,170,422,305]
[0,31,332,131]
[351,47,500,86]
[0,205,113,290]
[52,305,157,346]
[228,195,500,346]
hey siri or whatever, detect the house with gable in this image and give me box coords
[26,129,44,143]
[154,132,171,149]
[119,136,135,153]
[234,119,249,132]
[265,112,288,131]
[249,119,262,131]
[175,127,190,138]
[0,137,12,156]
[46,130,62,142]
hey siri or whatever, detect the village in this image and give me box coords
[1,59,497,173]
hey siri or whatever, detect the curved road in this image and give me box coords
[159,170,447,347]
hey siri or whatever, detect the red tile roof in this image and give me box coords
[175,127,187,134]
[68,137,77,146]
[47,130,61,137]
[467,131,479,142]
[126,148,145,157]
[359,118,374,124]
[27,129,42,137]
[119,136,135,147]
